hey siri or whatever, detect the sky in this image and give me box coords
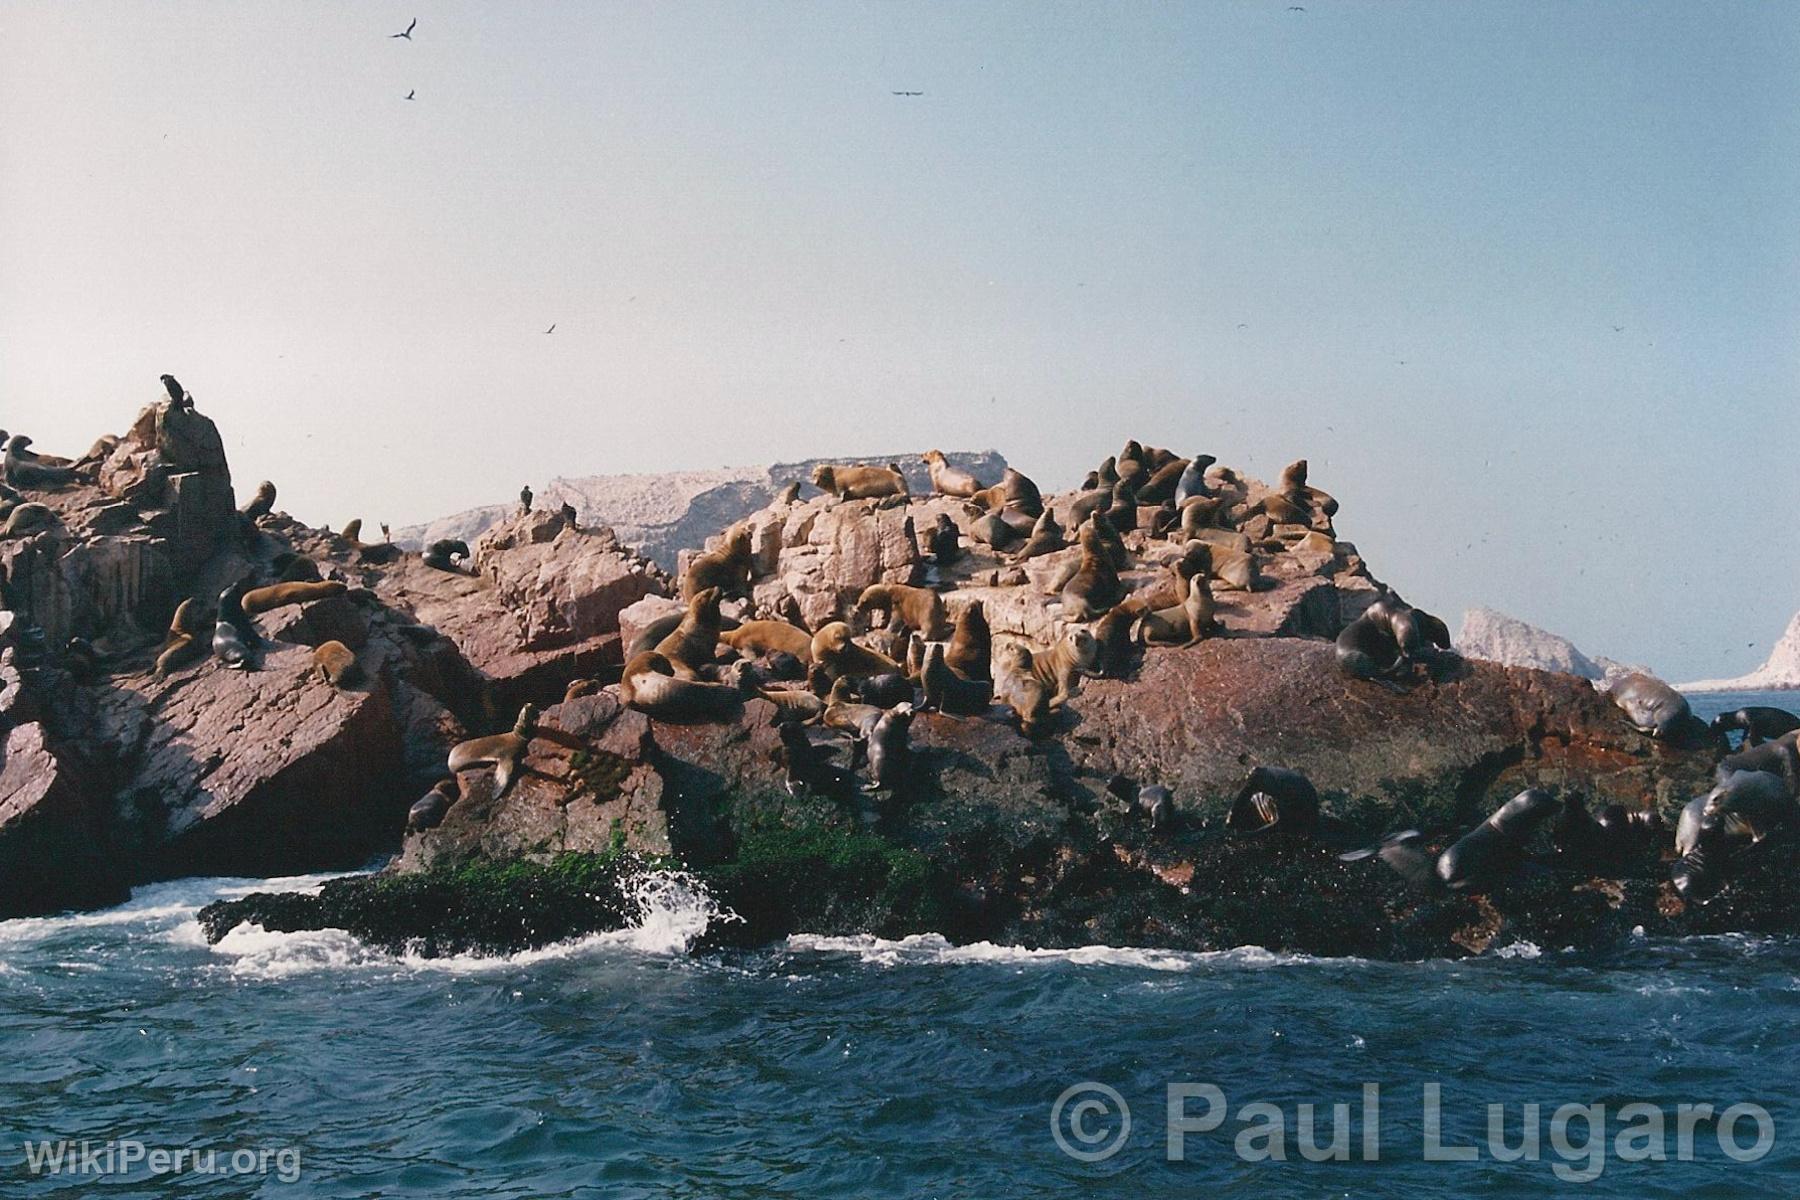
[2,2,1795,682]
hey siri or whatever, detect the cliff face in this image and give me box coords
[1681,610,1800,691]
[1456,607,1642,686]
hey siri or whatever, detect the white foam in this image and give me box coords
[0,871,359,952]
[781,933,1344,971]
[1492,941,1543,960]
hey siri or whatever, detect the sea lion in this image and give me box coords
[855,673,915,709]
[1550,793,1613,866]
[153,598,206,679]
[653,587,724,678]
[1173,455,1217,506]
[270,552,321,582]
[241,579,347,616]
[1065,486,1112,531]
[965,508,1024,551]
[1108,479,1140,532]
[1717,730,1800,795]
[760,684,826,724]
[922,513,961,566]
[1021,628,1100,708]
[1060,523,1123,620]
[811,463,907,501]
[1137,572,1216,647]
[625,610,684,660]
[920,642,992,714]
[720,619,814,662]
[564,678,599,702]
[1281,458,1338,517]
[944,601,991,681]
[683,527,754,600]
[1137,785,1174,832]
[1435,788,1562,892]
[340,518,363,543]
[1087,509,1128,570]
[4,437,76,488]
[1226,766,1320,837]
[812,621,902,681]
[407,779,458,833]
[159,373,192,407]
[993,642,1052,737]
[855,583,949,640]
[998,467,1045,518]
[212,579,258,670]
[0,503,53,538]
[1711,706,1800,749]
[423,539,470,571]
[1173,495,1229,541]
[62,637,102,684]
[921,450,985,498]
[1671,769,1797,901]
[1609,673,1702,742]
[1007,508,1065,562]
[776,480,802,505]
[762,650,807,681]
[1135,457,1190,505]
[1335,610,1405,688]
[1097,456,1119,486]
[447,703,538,794]
[312,640,362,687]
[863,703,914,792]
[621,651,746,723]
[778,721,838,795]
[1093,599,1146,678]
[239,480,276,522]
[823,678,887,740]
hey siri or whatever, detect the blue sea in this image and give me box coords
[3,689,1795,1198]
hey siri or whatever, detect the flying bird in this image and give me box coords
[1611,325,1624,332]
[404,90,415,101]
[1288,5,1306,10]
[891,91,923,97]
[543,323,556,335]
[391,17,416,39]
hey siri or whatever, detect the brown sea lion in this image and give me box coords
[240,481,276,521]
[406,779,458,833]
[920,642,993,714]
[340,518,363,542]
[1065,486,1112,530]
[720,619,814,662]
[1007,507,1065,562]
[855,583,949,640]
[993,642,1052,737]
[241,579,347,615]
[964,506,1024,551]
[823,677,887,739]
[683,527,754,599]
[447,703,538,795]
[312,640,362,687]
[1137,574,1216,646]
[921,450,985,498]
[812,622,903,681]
[654,587,724,677]
[1023,628,1101,708]
[0,503,53,538]
[812,463,907,501]
[760,684,826,724]
[945,601,991,681]
[863,703,914,792]
[153,598,206,679]
[1135,457,1189,504]
[1061,523,1123,620]
[1093,598,1147,677]
[621,651,747,723]
[999,467,1044,518]
[922,513,961,565]
[564,678,599,702]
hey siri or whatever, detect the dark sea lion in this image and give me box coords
[406,779,458,833]
[863,703,914,792]
[1173,455,1217,506]
[920,642,992,714]
[0,503,53,538]
[4,436,77,488]
[945,601,991,681]
[1093,599,1147,678]
[1078,470,1100,491]
[1065,486,1112,530]
[1550,793,1613,865]
[1226,766,1320,837]
[1608,673,1703,741]
[1108,479,1139,532]
[240,480,276,521]
[1672,769,1797,901]
[779,721,838,795]
[1335,611,1405,688]
[626,610,684,660]
[1087,509,1128,569]
[812,463,907,501]
[1137,785,1173,832]
[966,508,1024,551]
[447,704,539,794]
[856,673,915,709]
[922,513,961,566]
[621,652,747,723]
[1435,788,1562,892]
[1000,467,1045,518]
[1717,730,1800,796]
[823,678,887,740]
[1135,457,1189,505]
[241,579,347,615]
[654,587,724,678]
[921,449,985,498]
[812,621,903,680]
[312,640,362,687]
[1711,706,1800,749]
[1007,507,1065,562]
[423,538,470,571]
[683,527,753,599]
[212,579,258,670]
[1097,456,1119,486]
[720,619,814,662]
[855,583,949,640]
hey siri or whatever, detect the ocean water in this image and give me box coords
[2,688,1795,1197]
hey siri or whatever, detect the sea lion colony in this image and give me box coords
[4,404,1792,909]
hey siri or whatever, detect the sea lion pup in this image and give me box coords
[1226,766,1321,837]
[811,463,907,502]
[1060,523,1123,621]
[1434,788,1562,892]
[1338,830,1438,890]
[854,583,949,640]
[1019,627,1101,709]
[621,651,747,724]
[312,640,362,688]
[63,637,102,684]
[992,642,1052,737]
[720,619,814,663]
[234,480,275,525]
[564,677,599,702]
[212,579,258,670]
[778,721,838,795]
[921,449,986,498]
[1137,785,1174,832]
[944,601,991,681]
[812,621,903,681]
[1335,610,1406,688]
[447,703,539,794]
[407,779,458,833]
[683,527,754,600]
[153,598,206,679]
[0,503,53,538]
[653,586,725,678]
[1711,706,1800,749]
[241,579,348,616]
[1173,455,1217,506]
[1137,572,1216,647]
[920,643,993,714]
[922,513,962,566]
[1608,672,1701,741]
[863,702,914,792]
[1671,769,1797,901]
[422,538,470,572]
[4,437,77,488]
[1006,507,1065,562]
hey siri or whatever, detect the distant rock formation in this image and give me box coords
[393,452,1010,571]
[1681,610,1800,691]
[1456,607,1643,686]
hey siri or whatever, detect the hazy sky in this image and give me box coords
[3,2,1796,680]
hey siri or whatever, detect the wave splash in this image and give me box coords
[780,932,1341,971]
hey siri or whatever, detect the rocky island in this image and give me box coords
[2,389,1785,961]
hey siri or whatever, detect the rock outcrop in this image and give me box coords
[1681,610,1800,691]
[1457,607,1643,686]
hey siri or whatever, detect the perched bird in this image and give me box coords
[519,484,533,513]
[159,374,190,407]
[391,17,416,39]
